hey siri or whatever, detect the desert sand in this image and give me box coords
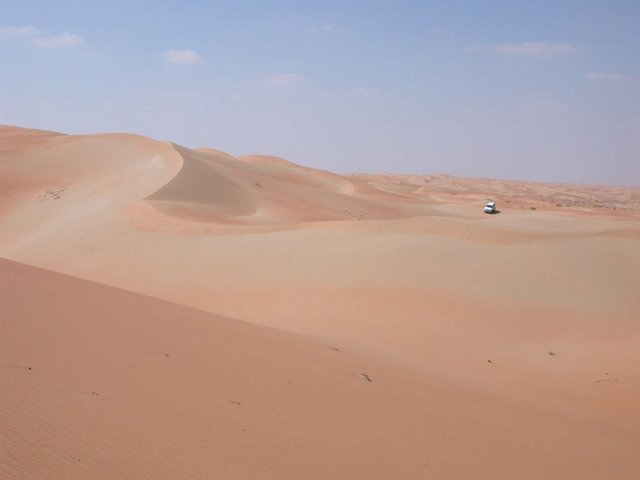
[1,124,640,479]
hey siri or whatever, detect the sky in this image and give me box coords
[1,0,639,185]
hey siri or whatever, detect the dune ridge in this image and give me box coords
[144,142,435,228]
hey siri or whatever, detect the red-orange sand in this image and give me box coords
[2,125,640,479]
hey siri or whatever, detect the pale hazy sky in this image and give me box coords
[1,1,638,184]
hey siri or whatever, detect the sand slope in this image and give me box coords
[145,143,435,228]
[3,258,640,480]
[2,125,640,478]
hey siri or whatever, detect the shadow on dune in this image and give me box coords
[144,143,436,227]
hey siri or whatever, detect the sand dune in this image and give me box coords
[3,258,640,480]
[1,125,640,478]
[145,143,434,228]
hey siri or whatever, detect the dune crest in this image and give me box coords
[140,142,436,230]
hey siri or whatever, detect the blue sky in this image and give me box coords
[1,0,638,184]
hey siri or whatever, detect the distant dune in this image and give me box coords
[2,125,640,479]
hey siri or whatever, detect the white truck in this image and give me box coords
[484,201,496,214]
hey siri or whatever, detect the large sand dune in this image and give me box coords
[2,125,640,478]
